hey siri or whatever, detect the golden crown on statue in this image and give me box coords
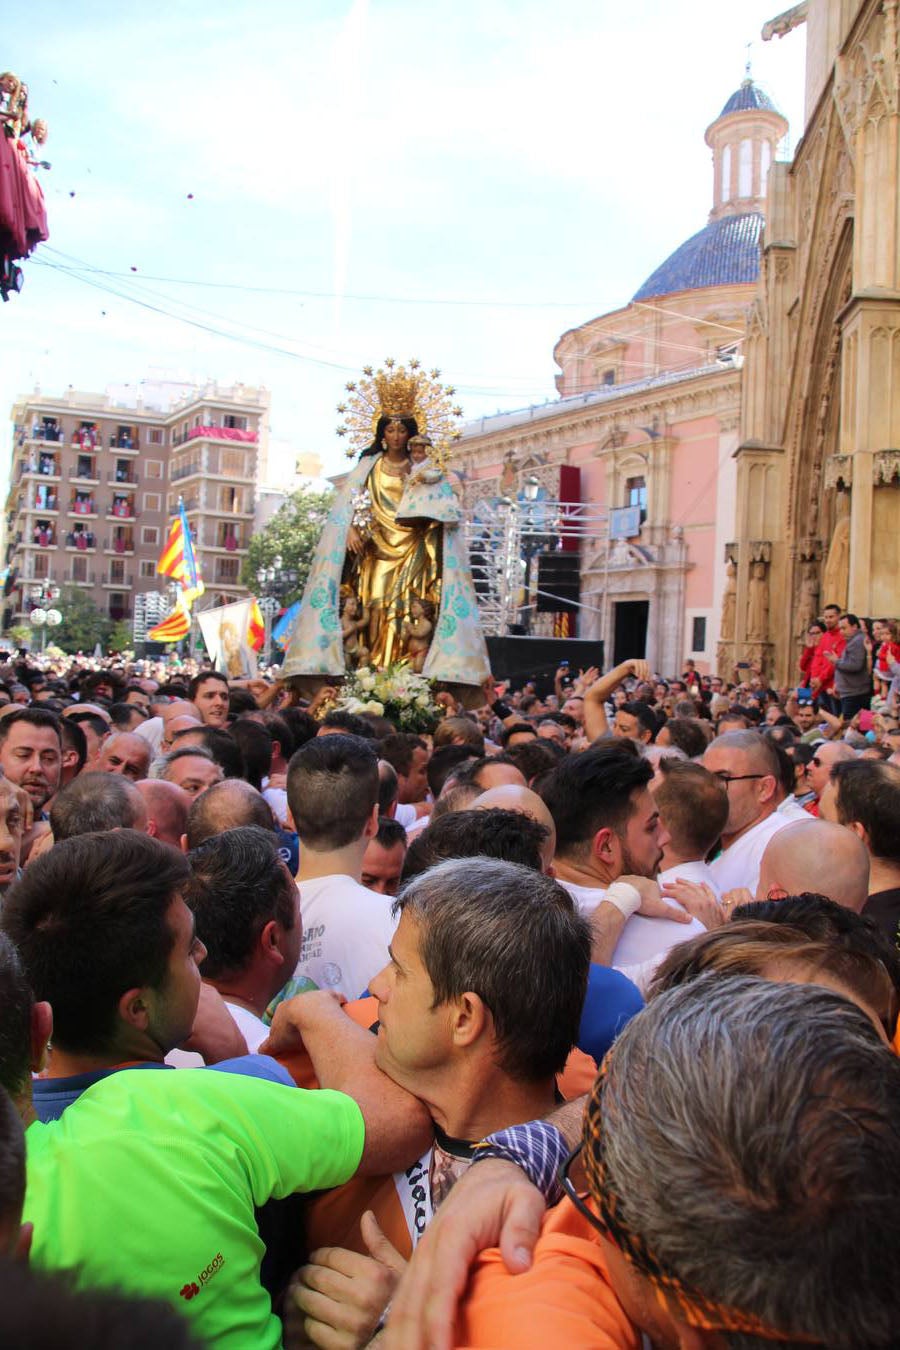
[336,357,464,470]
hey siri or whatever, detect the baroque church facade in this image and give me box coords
[455,80,788,675]
[458,0,900,681]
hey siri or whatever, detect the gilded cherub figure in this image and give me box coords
[341,592,370,668]
[401,597,435,673]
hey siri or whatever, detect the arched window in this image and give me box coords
[739,139,753,197]
[721,145,732,203]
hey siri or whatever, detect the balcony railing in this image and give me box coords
[107,434,138,450]
[69,499,97,517]
[67,467,100,484]
[171,425,257,446]
[171,462,202,481]
[20,459,61,479]
[71,430,100,449]
[103,535,135,554]
[67,571,96,586]
[215,531,249,551]
[107,501,137,520]
[27,427,63,443]
[107,471,139,486]
[65,531,97,550]
[104,573,133,588]
[28,528,56,547]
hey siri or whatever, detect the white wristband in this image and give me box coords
[603,881,642,919]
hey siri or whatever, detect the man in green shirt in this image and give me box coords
[25,1058,365,1350]
[0,834,431,1347]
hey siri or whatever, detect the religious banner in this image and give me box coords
[197,600,257,678]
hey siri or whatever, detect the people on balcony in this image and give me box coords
[74,426,97,449]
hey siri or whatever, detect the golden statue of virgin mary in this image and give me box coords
[284,359,490,688]
[336,360,462,667]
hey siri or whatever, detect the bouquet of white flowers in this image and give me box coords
[337,662,442,733]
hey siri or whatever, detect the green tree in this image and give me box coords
[7,624,30,648]
[242,485,334,600]
[107,620,134,654]
[54,586,111,654]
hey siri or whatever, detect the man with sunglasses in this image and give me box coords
[805,739,856,815]
[701,731,802,894]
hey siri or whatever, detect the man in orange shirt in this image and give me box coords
[385,976,900,1349]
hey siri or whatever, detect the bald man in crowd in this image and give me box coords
[702,731,800,894]
[750,818,870,912]
[136,779,191,849]
[184,778,276,850]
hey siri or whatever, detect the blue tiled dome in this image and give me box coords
[720,80,778,117]
[632,211,763,302]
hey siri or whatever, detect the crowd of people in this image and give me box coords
[0,627,899,1348]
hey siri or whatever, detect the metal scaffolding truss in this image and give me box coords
[462,497,608,636]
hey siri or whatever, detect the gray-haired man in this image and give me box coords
[387,975,900,1348]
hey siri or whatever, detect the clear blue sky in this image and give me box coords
[3,1,806,485]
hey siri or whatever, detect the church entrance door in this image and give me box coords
[613,600,649,665]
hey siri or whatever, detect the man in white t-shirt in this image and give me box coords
[290,733,397,1000]
[540,741,704,970]
[185,824,302,1051]
[653,759,728,900]
[702,731,803,896]
[381,734,433,829]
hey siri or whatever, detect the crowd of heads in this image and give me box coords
[0,640,897,1346]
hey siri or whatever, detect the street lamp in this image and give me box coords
[29,581,62,652]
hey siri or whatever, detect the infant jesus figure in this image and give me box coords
[341,591,370,668]
[401,597,435,673]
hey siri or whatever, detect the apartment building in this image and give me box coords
[4,381,269,632]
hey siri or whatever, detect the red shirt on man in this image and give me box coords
[810,628,845,692]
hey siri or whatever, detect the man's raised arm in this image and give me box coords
[261,992,433,1175]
